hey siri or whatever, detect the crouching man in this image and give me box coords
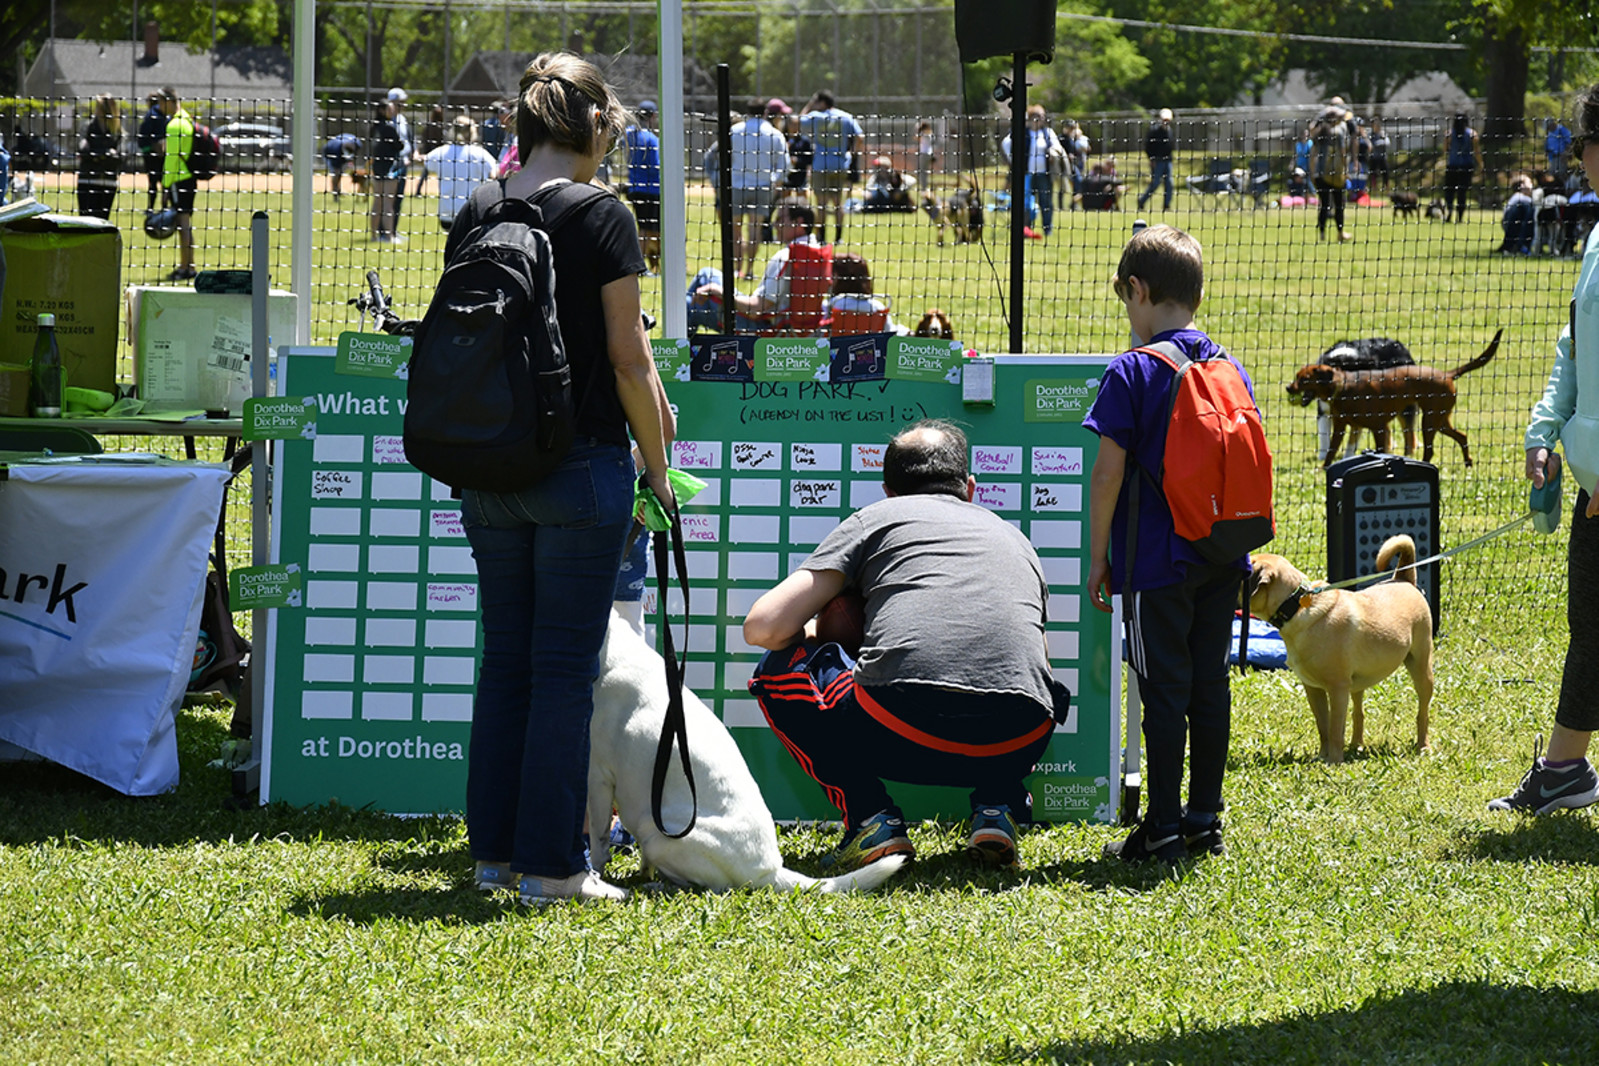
[743,419,1068,872]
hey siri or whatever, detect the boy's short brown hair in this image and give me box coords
[1115,224,1203,311]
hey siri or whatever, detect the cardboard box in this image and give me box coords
[127,286,297,413]
[0,214,122,392]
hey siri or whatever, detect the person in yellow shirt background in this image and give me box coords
[157,85,198,281]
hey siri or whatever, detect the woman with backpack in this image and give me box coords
[445,51,675,906]
[1443,112,1482,223]
[76,94,122,221]
[1311,103,1354,243]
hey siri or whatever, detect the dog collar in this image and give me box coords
[1268,584,1317,629]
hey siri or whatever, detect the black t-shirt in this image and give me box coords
[445,179,647,445]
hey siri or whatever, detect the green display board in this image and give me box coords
[264,346,1120,823]
[264,346,474,812]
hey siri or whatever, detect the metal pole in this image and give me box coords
[1008,50,1026,354]
[659,0,687,338]
[238,209,271,802]
[716,63,734,335]
[291,0,314,348]
[444,0,452,106]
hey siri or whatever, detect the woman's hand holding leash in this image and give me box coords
[1529,447,1595,517]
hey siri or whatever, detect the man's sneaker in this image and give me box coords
[473,860,515,892]
[1488,736,1599,814]
[1103,820,1187,866]
[1180,814,1225,857]
[820,809,915,873]
[965,806,1020,867]
[1023,226,1043,240]
[518,870,630,906]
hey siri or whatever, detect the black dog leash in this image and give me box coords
[642,486,698,840]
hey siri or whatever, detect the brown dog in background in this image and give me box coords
[921,175,984,246]
[1248,535,1434,764]
[1287,328,1502,467]
[913,308,955,340]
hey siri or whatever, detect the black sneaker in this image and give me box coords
[1180,814,1225,857]
[1103,820,1187,866]
[1488,735,1599,814]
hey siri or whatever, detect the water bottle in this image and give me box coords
[1132,218,1148,235]
[30,312,62,418]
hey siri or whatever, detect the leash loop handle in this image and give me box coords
[649,491,698,840]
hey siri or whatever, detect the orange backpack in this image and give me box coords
[1131,341,1275,564]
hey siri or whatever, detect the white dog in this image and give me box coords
[587,610,907,893]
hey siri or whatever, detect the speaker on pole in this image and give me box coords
[954,0,1056,65]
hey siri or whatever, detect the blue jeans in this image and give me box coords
[1139,158,1173,210]
[1024,173,1055,234]
[687,266,768,333]
[462,440,634,877]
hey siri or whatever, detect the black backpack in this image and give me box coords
[403,180,609,492]
[188,123,221,181]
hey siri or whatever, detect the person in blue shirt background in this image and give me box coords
[798,90,865,245]
[323,133,361,199]
[1546,118,1574,182]
[623,100,662,275]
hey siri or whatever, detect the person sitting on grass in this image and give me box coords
[744,419,1068,873]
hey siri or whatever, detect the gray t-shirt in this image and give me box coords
[803,493,1055,709]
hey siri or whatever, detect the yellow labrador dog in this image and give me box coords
[1247,535,1433,763]
[587,609,907,893]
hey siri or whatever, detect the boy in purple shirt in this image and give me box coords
[1084,224,1258,867]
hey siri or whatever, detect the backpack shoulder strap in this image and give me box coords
[528,180,611,235]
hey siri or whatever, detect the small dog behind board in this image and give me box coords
[1390,191,1419,218]
[1247,535,1434,763]
[914,308,955,340]
[586,611,907,893]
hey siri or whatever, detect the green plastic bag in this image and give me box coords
[635,468,707,532]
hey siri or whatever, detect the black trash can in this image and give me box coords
[1326,453,1440,633]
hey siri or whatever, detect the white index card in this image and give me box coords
[311,470,362,500]
[361,692,413,721]
[729,478,781,507]
[365,582,419,612]
[365,618,418,647]
[369,508,421,538]
[301,691,354,720]
[304,653,355,683]
[370,470,423,500]
[790,442,842,471]
[1032,447,1085,477]
[304,617,358,646]
[312,434,364,464]
[363,655,416,684]
[310,507,363,537]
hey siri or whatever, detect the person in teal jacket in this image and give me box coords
[1490,82,1599,814]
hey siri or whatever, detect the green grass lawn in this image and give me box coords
[6,169,1598,1064]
